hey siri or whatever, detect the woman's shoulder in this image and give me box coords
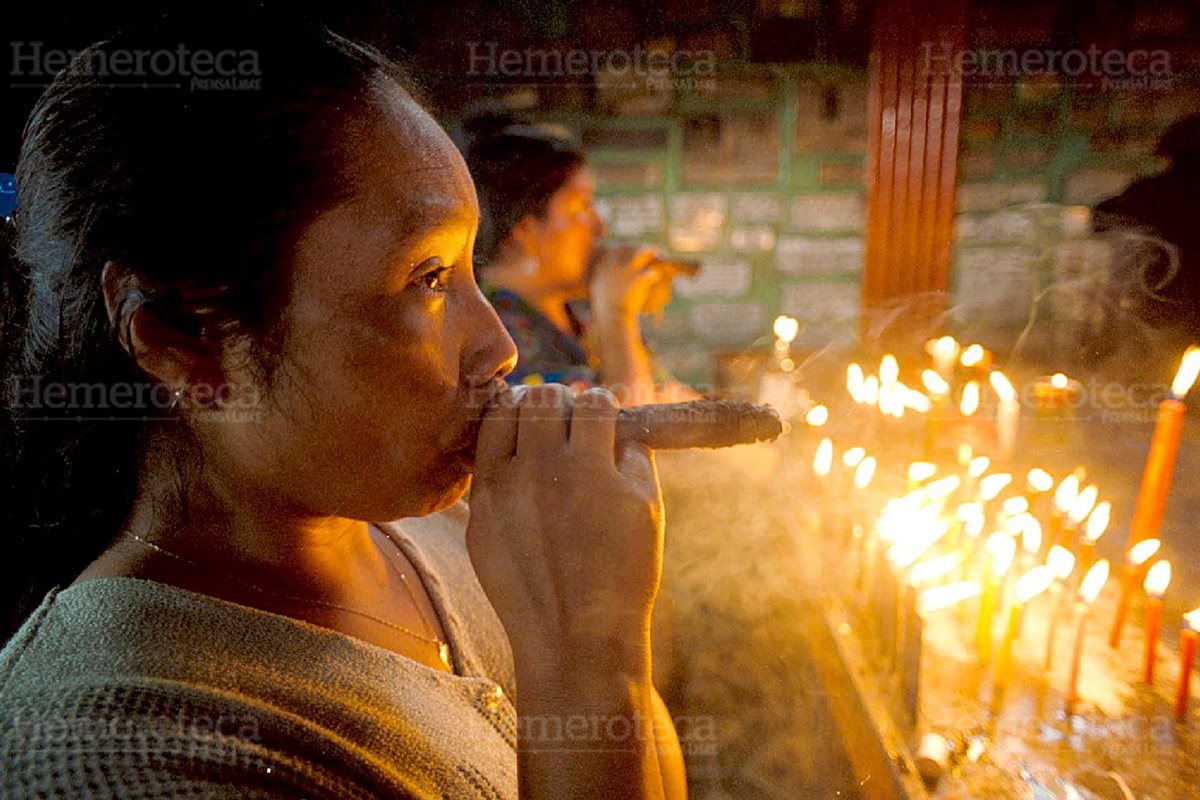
[379,500,516,698]
[0,571,517,799]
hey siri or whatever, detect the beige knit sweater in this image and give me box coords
[0,502,519,799]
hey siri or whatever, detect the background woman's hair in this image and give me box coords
[0,5,415,639]
[458,112,586,268]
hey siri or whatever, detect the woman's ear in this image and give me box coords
[101,260,202,391]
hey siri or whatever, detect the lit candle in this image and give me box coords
[907,461,937,491]
[1067,559,1111,705]
[1077,500,1110,575]
[926,335,960,378]
[994,565,1055,695]
[989,371,1020,460]
[1176,608,1200,721]
[880,354,899,386]
[960,343,989,374]
[1049,474,1080,549]
[1127,346,1200,552]
[1043,545,1077,671]
[1109,538,1163,649]
[977,534,1016,662]
[1025,468,1054,531]
[960,381,980,417]
[847,363,865,404]
[1142,560,1171,684]
[805,404,829,427]
[922,369,951,459]
[772,315,799,369]
[1063,483,1098,553]
[811,437,833,536]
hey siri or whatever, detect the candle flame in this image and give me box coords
[1079,559,1110,604]
[964,513,985,540]
[922,369,950,396]
[908,462,937,483]
[989,371,1017,403]
[1015,565,1055,603]
[847,363,865,403]
[957,443,973,466]
[919,581,982,614]
[902,387,932,413]
[773,315,799,344]
[928,335,959,360]
[988,534,1017,577]
[1026,468,1054,493]
[1068,485,1099,525]
[979,473,1013,501]
[968,456,991,479]
[1144,560,1171,598]
[805,405,829,426]
[1047,545,1075,580]
[960,381,981,416]
[1184,607,1200,631]
[813,438,833,477]
[889,519,951,569]
[909,553,963,585]
[842,446,866,468]
[1129,538,1161,566]
[1170,345,1200,399]
[863,375,880,405]
[1083,500,1110,542]
[854,456,877,489]
[1002,496,1029,516]
[1053,474,1079,513]
[961,344,985,367]
[880,354,899,385]
[1051,372,1069,389]
[957,502,984,522]
[1019,516,1042,555]
[924,475,962,500]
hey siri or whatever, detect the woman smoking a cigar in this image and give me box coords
[462,118,698,406]
[0,10,684,799]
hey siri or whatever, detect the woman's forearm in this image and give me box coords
[592,312,656,407]
[515,666,666,800]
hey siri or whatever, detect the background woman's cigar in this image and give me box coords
[649,258,702,278]
[615,400,782,449]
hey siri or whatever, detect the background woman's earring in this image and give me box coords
[169,386,186,412]
[520,253,539,276]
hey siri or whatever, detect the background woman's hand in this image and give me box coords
[466,384,664,678]
[587,243,666,327]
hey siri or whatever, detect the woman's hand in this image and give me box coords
[467,384,664,678]
[587,243,664,327]
[467,384,668,799]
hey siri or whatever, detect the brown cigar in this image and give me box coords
[615,400,782,449]
[649,258,702,278]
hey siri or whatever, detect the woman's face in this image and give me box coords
[522,166,606,295]
[203,82,517,520]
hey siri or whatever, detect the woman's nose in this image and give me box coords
[463,291,518,386]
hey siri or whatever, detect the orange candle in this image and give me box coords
[1176,609,1200,721]
[1067,560,1110,705]
[1127,346,1200,551]
[1109,538,1163,649]
[1143,561,1171,684]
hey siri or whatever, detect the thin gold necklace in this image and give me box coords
[121,529,451,668]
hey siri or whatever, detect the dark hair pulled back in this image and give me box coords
[0,5,412,638]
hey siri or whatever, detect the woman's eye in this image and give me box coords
[416,264,454,292]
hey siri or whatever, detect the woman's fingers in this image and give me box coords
[474,389,521,476]
[516,384,573,457]
[570,387,619,458]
